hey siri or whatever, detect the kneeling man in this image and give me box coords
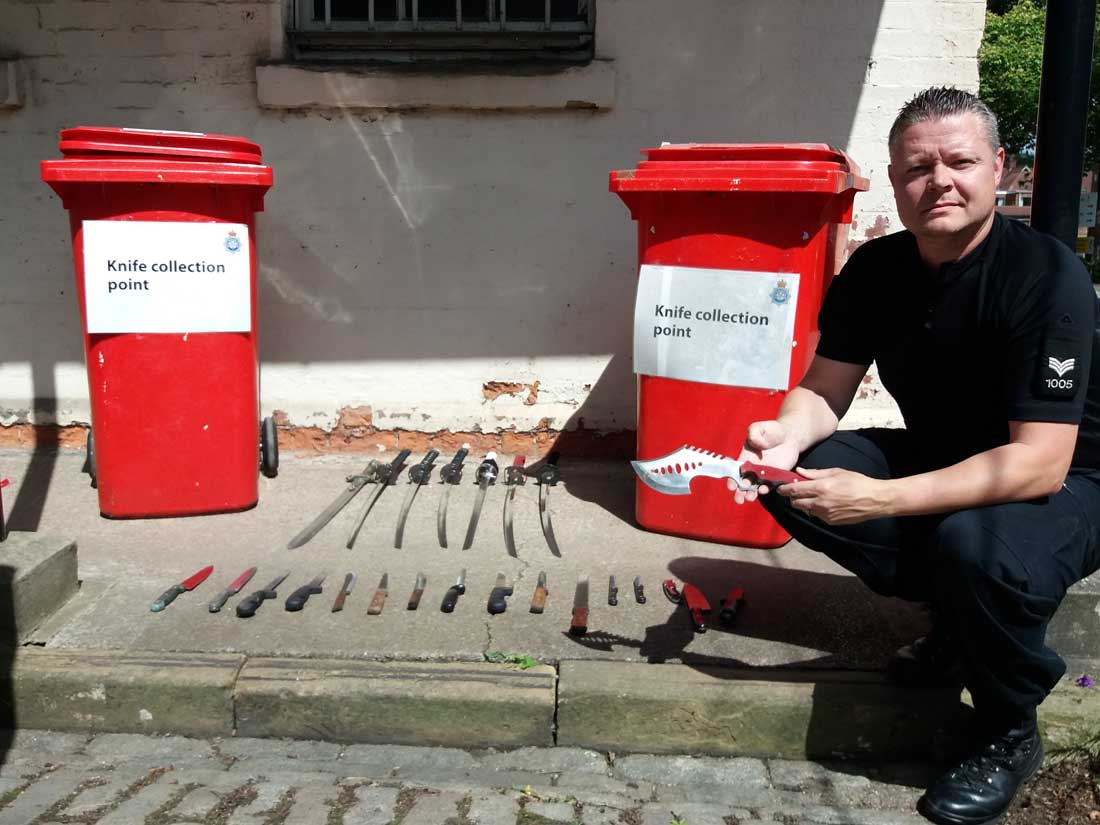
[735,87,1100,825]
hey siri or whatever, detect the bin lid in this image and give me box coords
[610,142,869,195]
[58,126,263,165]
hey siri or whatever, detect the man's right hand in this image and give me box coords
[730,420,801,504]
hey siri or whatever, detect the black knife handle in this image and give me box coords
[236,589,276,618]
[380,449,412,483]
[441,584,465,613]
[487,584,513,615]
[410,449,440,483]
[477,455,500,484]
[538,451,561,486]
[285,584,323,612]
[440,449,468,483]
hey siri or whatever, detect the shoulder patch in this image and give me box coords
[1035,327,1081,399]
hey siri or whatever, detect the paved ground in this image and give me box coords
[0,730,935,825]
[1,447,929,669]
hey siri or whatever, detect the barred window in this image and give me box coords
[289,0,595,64]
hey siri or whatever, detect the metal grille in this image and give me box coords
[290,0,595,62]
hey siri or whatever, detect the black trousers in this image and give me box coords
[759,428,1100,722]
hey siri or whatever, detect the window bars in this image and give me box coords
[291,0,595,62]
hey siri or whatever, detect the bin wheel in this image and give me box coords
[260,416,279,478]
[85,429,97,489]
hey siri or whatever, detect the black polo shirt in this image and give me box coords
[817,213,1100,473]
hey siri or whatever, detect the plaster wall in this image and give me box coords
[0,0,985,445]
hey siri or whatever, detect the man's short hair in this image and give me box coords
[888,87,1001,153]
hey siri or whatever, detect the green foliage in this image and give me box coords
[979,0,1100,167]
[484,651,540,669]
[979,0,1046,158]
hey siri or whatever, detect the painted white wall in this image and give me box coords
[0,0,983,434]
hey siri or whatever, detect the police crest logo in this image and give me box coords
[770,279,790,305]
[224,230,241,253]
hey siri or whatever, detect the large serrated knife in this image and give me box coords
[502,455,527,557]
[347,450,411,549]
[395,450,439,549]
[536,452,562,558]
[287,459,381,549]
[462,452,499,550]
[630,444,805,495]
[437,448,469,548]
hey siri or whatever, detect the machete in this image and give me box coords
[502,455,527,557]
[631,445,805,496]
[236,571,289,618]
[208,566,257,613]
[436,447,469,548]
[287,459,381,549]
[462,452,499,550]
[395,450,439,549]
[151,565,214,612]
[347,450,411,549]
[536,452,562,557]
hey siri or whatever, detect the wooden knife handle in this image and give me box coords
[530,585,548,614]
[569,607,588,636]
[407,589,424,611]
[368,591,387,615]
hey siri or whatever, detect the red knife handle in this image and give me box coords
[739,462,807,486]
[0,479,9,489]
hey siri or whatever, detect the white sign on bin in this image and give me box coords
[81,220,252,334]
[633,264,799,390]
[1080,192,1098,228]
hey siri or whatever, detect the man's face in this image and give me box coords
[888,113,1005,241]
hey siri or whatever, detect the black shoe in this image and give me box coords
[917,725,1043,824]
[889,630,965,688]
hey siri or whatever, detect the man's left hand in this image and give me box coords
[778,467,893,525]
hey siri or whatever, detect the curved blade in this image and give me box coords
[631,445,743,496]
[539,484,561,558]
[503,487,518,558]
[287,462,377,549]
[437,485,452,548]
[346,482,388,549]
[394,482,422,549]
[462,482,489,550]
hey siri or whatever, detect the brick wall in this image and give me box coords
[0,0,985,452]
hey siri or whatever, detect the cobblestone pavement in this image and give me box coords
[0,731,938,825]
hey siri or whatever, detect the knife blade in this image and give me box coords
[633,575,647,604]
[682,583,712,633]
[368,573,389,615]
[285,575,325,612]
[347,450,412,549]
[208,566,257,613]
[608,574,618,607]
[502,455,527,558]
[462,452,499,550]
[537,452,562,558]
[151,564,214,612]
[487,572,513,615]
[630,444,806,496]
[287,460,380,549]
[569,576,589,636]
[395,450,440,549]
[437,447,469,548]
[407,572,427,610]
[235,572,289,618]
[441,568,466,613]
[331,572,358,613]
[529,570,548,614]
